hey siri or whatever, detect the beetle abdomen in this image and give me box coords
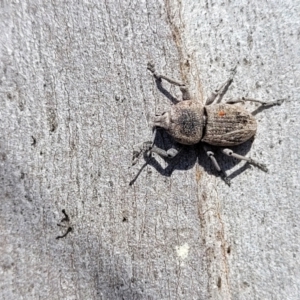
[202,104,257,146]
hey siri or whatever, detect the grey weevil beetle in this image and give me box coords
[130,63,284,185]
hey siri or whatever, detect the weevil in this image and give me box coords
[130,63,284,185]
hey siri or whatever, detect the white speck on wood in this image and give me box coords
[176,243,190,260]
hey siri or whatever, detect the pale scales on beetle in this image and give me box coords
[130,63,284,186]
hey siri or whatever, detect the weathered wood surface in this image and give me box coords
[1,0,299,299]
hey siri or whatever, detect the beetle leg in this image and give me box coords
[203,146,231,186]
[130,142,181,186]
[226,97,285,106]
[132,127,182,165]
[147,62,191,100]
[147,62,185,86]
[149,145,182,158]
[221,148,268,172]
[132,127,158,165]
[206,66,237,105]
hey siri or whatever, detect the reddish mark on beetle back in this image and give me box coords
[218,110,226,117]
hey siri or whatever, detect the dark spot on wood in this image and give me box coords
[217,276,222,289]
[31,136,36,146]
[227,246,231,254]
[47,108,58,133]
[61,209,70,222]
[243,281,250,287]
[24,194,32,202]
[56,227,72,240]
[56,210,72,239]
[19,101,25,111]
[50,123,56,132]
[0,153,7,161]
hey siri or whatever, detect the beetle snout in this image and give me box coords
[152,112,171,130]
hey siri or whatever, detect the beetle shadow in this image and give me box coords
[130,131,256,186]
[154,79,180,104]
[251,102,283,116]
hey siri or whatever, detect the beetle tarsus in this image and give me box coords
[219,171,231,186]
